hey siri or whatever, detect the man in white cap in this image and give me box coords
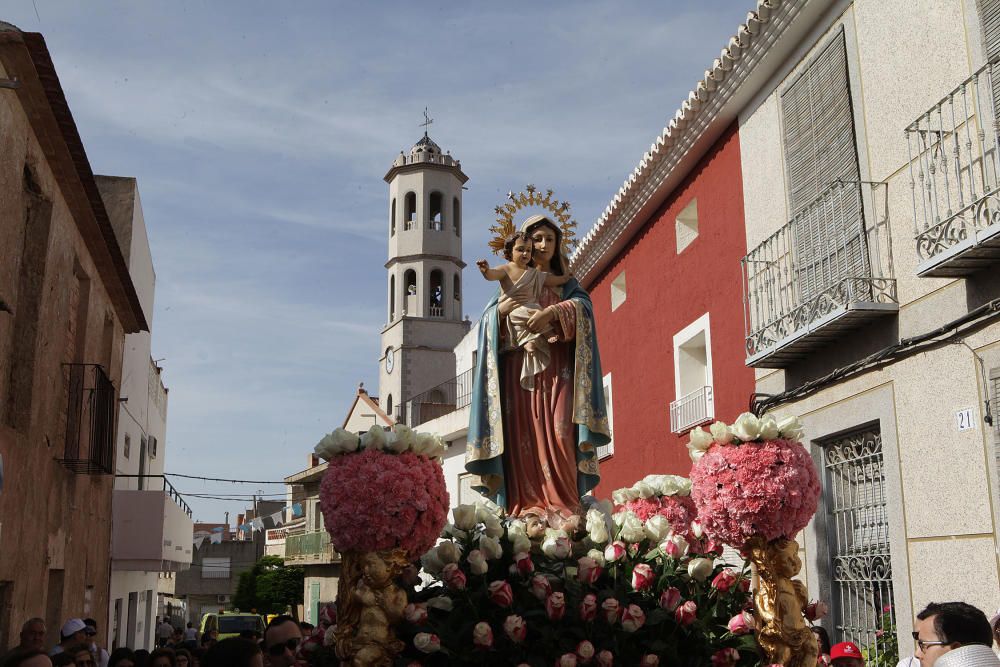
[50,618,88,656]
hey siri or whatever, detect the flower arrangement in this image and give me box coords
[400,482,765,666]
[688,413,820,546]
[317,425,449,556]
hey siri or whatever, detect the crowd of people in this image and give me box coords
[811,601,1000,667]
[0,616,307,667]
[1,600,997,666]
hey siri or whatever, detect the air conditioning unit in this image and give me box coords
[216,595,228,604]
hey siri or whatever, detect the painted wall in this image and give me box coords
[584,123,753,496]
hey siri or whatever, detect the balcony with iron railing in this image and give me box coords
[669,386,715,434]
[741,180,898,367]
[907,60,1000,277]
[397,367,474,428]
[285,530,339,565]
[61,363,117,474]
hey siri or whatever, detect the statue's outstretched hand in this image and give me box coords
[476,259,490,276]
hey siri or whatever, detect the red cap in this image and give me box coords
[830,642,863,661]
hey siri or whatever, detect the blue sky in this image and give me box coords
[6,0,751,522]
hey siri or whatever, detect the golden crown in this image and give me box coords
[489,184,578,256]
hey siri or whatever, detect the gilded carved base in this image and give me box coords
[334,549,410,667]
[747,536,818,667]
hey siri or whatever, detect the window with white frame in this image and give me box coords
[610,271,626,311]
[670,313,714,434]
[597,373,614,459]
[675,199,699,254]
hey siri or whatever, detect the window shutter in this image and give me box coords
[781,28,867,302]
[977,0,1000,119]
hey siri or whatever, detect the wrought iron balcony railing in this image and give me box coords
[741,181,898,367]
[61,363,117,474]
[285,530,338,562]
[669,386,714,434]
[906,60,1000,276]
[400,367,474,427]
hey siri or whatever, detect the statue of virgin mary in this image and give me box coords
[465,214,611,526]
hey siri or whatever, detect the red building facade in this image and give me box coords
[581,123,754,495]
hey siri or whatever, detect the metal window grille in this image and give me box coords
[823,428,896,660]
[61,363,117,474]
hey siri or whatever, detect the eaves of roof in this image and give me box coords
[571,0,827,287]
[0,27,147,333]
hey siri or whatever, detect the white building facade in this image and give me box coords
[100,176,192,650]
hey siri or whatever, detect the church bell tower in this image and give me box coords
[378,129,470,423]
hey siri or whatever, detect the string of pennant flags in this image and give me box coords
[192,503,303,549]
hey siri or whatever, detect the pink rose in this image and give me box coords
[621,604,646,632]
[514,551,535,575]
[640,655,660,667]
[546,592,566,621]
[488,580,513,607]
[596,651,614,667]
[576,640,595,663]
[631,563,655,591]
[555,654,578,667]
[710,647,740,667]
[601,598,621,625]
[604,541,626,563]
[503,614,527,643]
[739,577,751,593]
[441,562,466,590]
[531,573,553,600]
[711,568,738,593]
[662,533,689,559]
[705,538,724,555]
[659,586,682,612]
[804,599,829,621]
[727,611,754,635]
[675,600,697,626]
[577,556,603,584]
[404,602,427,624]
[579,593,598,622]
[472,621,493,649]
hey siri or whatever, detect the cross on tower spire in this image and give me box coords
[420,107,434,137]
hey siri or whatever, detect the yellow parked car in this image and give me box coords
[200,611,265,640]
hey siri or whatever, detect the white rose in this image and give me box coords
[624,487,641,501]
[362,425,387,451]
[619,512,645,543]
[392,424,416,451]
[476,500,501,522]
[676,477,692,496]
[482,513,504,538]
[777,415,804,441]
[426,435,446,459]
[688,426,713,451]
[441,524,468,540]
[688,447,706,464]
[731,412,762,442]
[452,504,478,531]
[421,549,444,575]
[611,488,631,505]
[436,540,461,564]
[511,533,531,554]
[413,632,441,653]
[385,431,409,454]
[612,511,627,528]
[314,428,359,459]
[412,432,436,455]
[709,421,735,444]
[479,535,503,560]
[586,508,609,545]
[633,481,655,499]
[644,515,671,542]
[467,549,488,575]
[587,548,606,567]
[425,596,453,611]
[758,413,780,440]
[687,557,714,582]
[507,519,527,538]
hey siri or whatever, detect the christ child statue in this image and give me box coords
[477,231,572,390]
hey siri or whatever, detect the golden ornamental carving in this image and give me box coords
[334,548,410,667]
[489,184,577,256]
[746,536,819,667]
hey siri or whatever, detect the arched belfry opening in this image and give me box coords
[404,192,416,230]
[429,269,444,317]
[429,192,443,230]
